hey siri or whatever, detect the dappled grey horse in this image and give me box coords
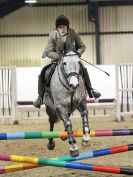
[43,51,90,157]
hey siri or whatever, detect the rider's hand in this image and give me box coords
[52,54,63,64]
[54,53,63,60]
[52,58,58,63]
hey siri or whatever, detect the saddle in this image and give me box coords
[40,63,57,90]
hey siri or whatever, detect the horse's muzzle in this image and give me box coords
[69,75,79,91]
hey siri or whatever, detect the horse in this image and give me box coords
[43,51,90,157]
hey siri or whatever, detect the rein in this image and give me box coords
[57,63,70,91]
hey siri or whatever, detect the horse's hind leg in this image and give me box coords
[56,105,79,157]
[78,99,91,146]
[46,106,56,150]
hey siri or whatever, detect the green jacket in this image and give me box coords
[42,28,86,61]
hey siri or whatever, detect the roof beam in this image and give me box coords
[96,0,133,6]
[30,0,133,7]
[0,0,25,18]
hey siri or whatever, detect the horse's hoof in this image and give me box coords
[82,130,91,146]
[82,134,91,142]
[61,137,68,141]
[70,149,79,157]
[47,141,55,150]
[82,139,91,147]
[70,143,79,157]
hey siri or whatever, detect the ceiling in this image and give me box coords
[0,0,133,18]
[0,0,25,18]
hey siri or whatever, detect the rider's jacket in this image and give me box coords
[42,28,86,61]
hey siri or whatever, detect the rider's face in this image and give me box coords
[57,25,68,36]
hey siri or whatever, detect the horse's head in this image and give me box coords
[60,51,81,91]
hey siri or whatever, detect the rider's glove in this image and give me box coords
[54,53,63,60]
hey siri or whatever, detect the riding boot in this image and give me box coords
[33,75,45,108]
[82,67,101,99]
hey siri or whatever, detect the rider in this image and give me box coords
[33,15,101,108]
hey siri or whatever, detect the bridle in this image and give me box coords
[57,53,81,113]
[57,53,80,92]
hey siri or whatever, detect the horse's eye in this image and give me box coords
[63,62,66,65]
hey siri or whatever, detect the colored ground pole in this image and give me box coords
[0,144,133,174]
[0,129,133,140]
[0,154,133,175]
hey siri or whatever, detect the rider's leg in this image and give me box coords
[33,74,45,108]
[82,67,101,99]
[33,63,56,108]
[33,64,49,108]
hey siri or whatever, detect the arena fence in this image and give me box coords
[116,63,133,121]
[0,66,17,124]
[1,64,133,124]
[17,100,116,120]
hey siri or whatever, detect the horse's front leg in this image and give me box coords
[78,100,91,146]
[46,107,56,150]
[47,121,55,150]
[56,105,79,157]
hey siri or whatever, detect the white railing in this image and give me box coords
[116,63,133,121]
[17,102,116,120]
[0,66,17,124]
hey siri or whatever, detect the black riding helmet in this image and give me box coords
[55,15,70,28]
